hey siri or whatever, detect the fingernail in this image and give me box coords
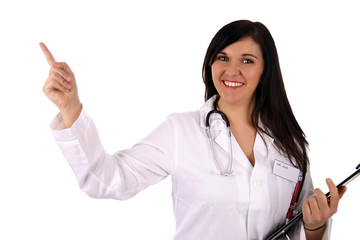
[67,77,71,82]
[66,83,72,89]
[326,178,333,184]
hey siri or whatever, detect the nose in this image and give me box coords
[225,61,241,76]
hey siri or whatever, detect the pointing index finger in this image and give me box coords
[39,42,56,66]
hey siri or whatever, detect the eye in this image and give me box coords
[217,56,229,61]
[242,59,253,64]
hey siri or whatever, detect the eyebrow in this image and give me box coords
[218,51,258,59]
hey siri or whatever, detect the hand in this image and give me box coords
[302,178,347,231]
[40,42,81,127]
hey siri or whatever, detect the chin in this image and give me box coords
[219,94,252,106]
[220,96,241,105]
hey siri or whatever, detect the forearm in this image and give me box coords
[52,108,128,199]
[51,108,173,200]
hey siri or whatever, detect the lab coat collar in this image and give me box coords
[198,95,275,147]
[199,95,274,159]
[198,96,276,172]
[199,95,217,129]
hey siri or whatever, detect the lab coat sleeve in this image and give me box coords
[287,167,332,240]
[50,108,176,200]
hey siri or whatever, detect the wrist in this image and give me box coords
[60,101,82,128]
[303,221,326,232]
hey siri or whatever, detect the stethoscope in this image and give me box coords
[206,95,306,239]
[205,95,235,176]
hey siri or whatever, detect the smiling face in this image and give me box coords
[211,37,264,107]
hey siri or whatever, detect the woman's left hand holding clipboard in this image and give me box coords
[302,178,347,239]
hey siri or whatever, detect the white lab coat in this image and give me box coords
[50,96,331,240]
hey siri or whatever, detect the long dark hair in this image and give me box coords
[202,20,308,173]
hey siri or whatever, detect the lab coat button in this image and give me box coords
[253,179,261,188]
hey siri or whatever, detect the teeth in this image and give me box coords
[224,81,244,87]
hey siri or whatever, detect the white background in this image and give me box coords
[1,0,359,239]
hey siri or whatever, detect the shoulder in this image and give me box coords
[165,96,215,128]
[165,111,201,128]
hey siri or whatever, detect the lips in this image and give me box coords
[223,80,244,87]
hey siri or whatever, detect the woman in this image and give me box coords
[41,20,345,240]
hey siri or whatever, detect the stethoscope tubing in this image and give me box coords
[205,95,234,176]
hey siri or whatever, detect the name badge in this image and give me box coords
[272,159,300,183]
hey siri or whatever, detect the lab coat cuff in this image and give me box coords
[50,107,90,141]
[321,218,332,240]
[299,218,332,240]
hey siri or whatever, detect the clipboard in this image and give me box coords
[266,163,360,240]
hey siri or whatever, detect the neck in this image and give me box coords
[217,97,255,127]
